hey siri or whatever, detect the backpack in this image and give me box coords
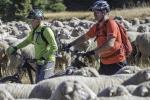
[32,26,49,46]
[115,21,133,57]
[95,19,133,57]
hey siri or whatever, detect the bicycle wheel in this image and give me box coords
[0,76,22,83]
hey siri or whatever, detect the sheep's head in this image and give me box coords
[133,86,149,97]
[108,86,131,97]
[56,80,97,100]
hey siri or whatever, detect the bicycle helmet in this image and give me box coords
[27,9,44,19]
[90,0,110,13]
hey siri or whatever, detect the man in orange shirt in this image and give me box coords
[64,0,127,75]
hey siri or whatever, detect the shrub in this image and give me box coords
[49,3,66,12]
[0,0,32,21]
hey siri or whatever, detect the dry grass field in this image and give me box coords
[44,7,150,21]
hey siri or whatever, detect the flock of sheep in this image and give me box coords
[0,16,150,99]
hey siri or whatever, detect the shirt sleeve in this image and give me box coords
[106,19,122,51]
[106,20,118,38]
[43,27,58,54]
[85,24,97,38]
[16,31,33,49]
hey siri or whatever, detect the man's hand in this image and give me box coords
[62,44,72,52]
[82,50,95,57]
[6,46,17,55]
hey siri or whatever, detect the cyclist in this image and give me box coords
[64,0,127,75]
[7,9,58,83]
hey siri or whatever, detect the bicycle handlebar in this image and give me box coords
[13,52,37,63]
[62,48,87,57]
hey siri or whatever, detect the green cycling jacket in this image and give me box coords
[16,23,58,62]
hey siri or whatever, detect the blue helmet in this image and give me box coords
[90,0,110,12]
[27,9,44,19]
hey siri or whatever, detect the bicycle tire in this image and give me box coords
[26,65,34,84]
[22,62,34,84]
[0,76,22,83]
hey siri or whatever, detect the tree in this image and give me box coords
[0,0,32,21]
[46,0,66,12]
[30,0,47,9]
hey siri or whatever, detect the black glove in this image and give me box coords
[7,46,17,55]
[82,50,95,57]
[63,44,72,52]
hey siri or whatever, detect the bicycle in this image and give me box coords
[0,53,36,84]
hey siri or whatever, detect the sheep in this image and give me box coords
[97,85,131,97]
[112,74,134,81]
[51,20,64,27]
[135,33,150,66]
[126,85,138,95]
[0,40,11,76]
[29,75,129,99]
[0,88,15,100]
[0,38,35,77]
[126,31,140,64]
[131,18,140,25]
[133,85,149,97]
[0,83,35,99]
[55,50,71,72]
[145,17,150,23]
[131,81,150,97]
[97,96,150,100]
[50,80,97,100]
[137,25,149,32]
[122,68,150,85]
[72,67,100,77]
[15,98,46,100]
[115,65,141,74]
[68,18,80,27]
[29,68,150,98]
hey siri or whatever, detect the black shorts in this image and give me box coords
[98,61,127,75]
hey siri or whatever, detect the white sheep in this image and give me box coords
[115,65,141,74]
[135,33,150,66]
[50,80,97,100]
[0,83,35,99]
[97,85,131,97]
[122,68,150,85]
[72,67,100,77]
[0,88,15,100]
[29,75,127,99]
[97,96,150,100]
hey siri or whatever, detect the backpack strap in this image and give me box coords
[32,26,49,46]
[40,26,49,46]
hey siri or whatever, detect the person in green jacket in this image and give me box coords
[7,9,58,83]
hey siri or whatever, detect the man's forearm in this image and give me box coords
[70,34,89,46]
[95,37,116,55]
[95,43,112,54]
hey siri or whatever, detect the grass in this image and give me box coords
[44,7,150,21]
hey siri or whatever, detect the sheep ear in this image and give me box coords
[140,86,148,96]
[124,69,131,74]
[109,89,115,96]
[144,71,150,80]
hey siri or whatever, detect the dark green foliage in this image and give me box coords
[31,0,47,9]
[49,3,66,12]
[0,0,32,21]
[64,0,95,11]
[63,0,150,10]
